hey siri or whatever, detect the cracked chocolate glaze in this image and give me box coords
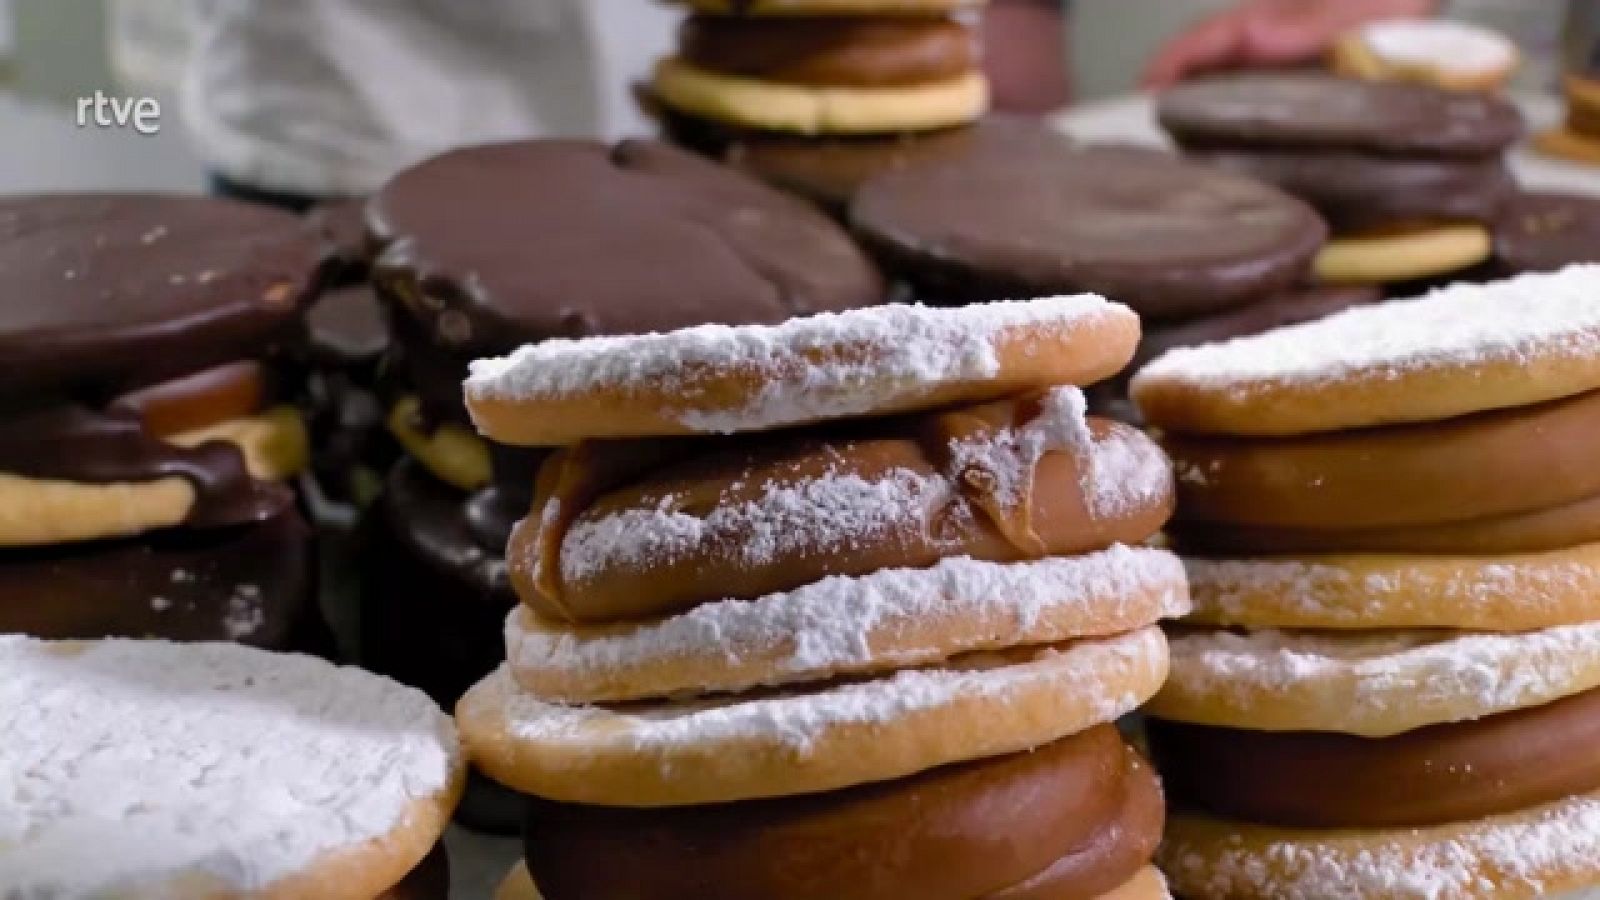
[517,393,1174,624]
[369,140,883,424]
[0,502,310,647]
[0,404,287,528]
[0,194,325,403]
[679,14,977,87]
[522,726,1160,900]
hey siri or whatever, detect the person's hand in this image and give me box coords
[1141,0,1436,89]
[984,0,1071,113]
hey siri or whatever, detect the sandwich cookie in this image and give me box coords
[1329,18,1519,92]
[1536,77,1600,166]
[849,144,1324,319]
[1158,73,1522,286]
[682,0,981,13]
[0,636,462,899]
[1132,266,1600,436]
[465,295,1138,445]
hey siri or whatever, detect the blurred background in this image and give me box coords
[0,0,1566,193]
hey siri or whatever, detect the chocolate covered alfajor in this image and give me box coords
[1132,265,1600,899]
[0,194,325,648]
[1158,72,1524,289]
[457,295,1192,899]
[363,138,884,830]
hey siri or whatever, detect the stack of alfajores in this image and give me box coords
[457,295,1192,900]
[1133,265,1600,900]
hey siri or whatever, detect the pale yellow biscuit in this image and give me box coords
[1162,790,1600,900]
[1313,223,1490,285]
[168,405,309,481]
[459,626,1168,806]
[0,473,194,547]
[651,57,987,135]
[387,395,491,491]
[1183,542,1600,632]
[507,548,1190,704]
[1153,622,1600,737]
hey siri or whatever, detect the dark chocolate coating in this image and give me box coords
[305,197,372,279]
[377,841,451,900]
[1157,72,1524,158]
[1150,685,1600,829]
[679,14,977,87]
[851,144,1326,319]
[0,503,314,648]
[1494,191,1600,274]
[1189,149,1514,232]
[0,194,325,403]
[521,726,1154,900]
[306,284,390,372]
[723,117,1072,216]
[370,140,884,423]
[0,404,287,529]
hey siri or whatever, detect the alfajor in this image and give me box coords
[1135,265,1600,899]
[0,194,325,650]
[458,295,1189,899]
[0,636,462,899]
[1159,72,1523,288]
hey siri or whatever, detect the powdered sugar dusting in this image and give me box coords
[1361,18,1516,75]
[558,466,955,583]
[1186,554,1600,626]
[948,387,1092,515]
[1085,423,1173,520]
[1166,623,1600,729]
[486,627,1165,754]
[1165,791,1600,900]
[1135,266,1600,392]
[466,295,1130,434]
[509,547,1189,696]
[0,636,458,896]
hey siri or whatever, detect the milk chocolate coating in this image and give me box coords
[526,397,1173,624]
[851,144,1325,320]
[1150,685,1600,829]
[1165,386,1600,531]
[0,502,313,648]
[1494,192,1600,275]
[377,841,450,900]
[0,194,325,403]
[522,726,1158,900]
[1157,72,1524,158]
[0,404,287,529]
[723,117,1072,216]
[1188,149,1513,232]
[679,14,977,87]
[361,459,517,708]
[370,140,884,425]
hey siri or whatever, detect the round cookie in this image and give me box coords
[678,14,977,88]
[520,726,1160,900]
[850,144,1325,320]
[1313,223,1492,285]
[1132,266,1600,436]
[1182,542,1600,632]
[458,625,1169,806]
[0,636,462,899]
[680,0,982,12]
[1533,126,1600,166]
[507,545,1189,702]
[1152,622,1600,737]
[1157,72,1524,158]
[465,295,1139,445]
[516,389,1174,623]
[652,58,987,136]
[1161,790,1600,900]
[1494,191,1600,274]
[1329,19,1519,92]
[0,194,324,401]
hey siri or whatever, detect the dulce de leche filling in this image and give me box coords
[1165,386,1600,535]
[1149,685,1600,829]
[678,14,979,88]
[521,724,1161,900]
[513,393,1175,625]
